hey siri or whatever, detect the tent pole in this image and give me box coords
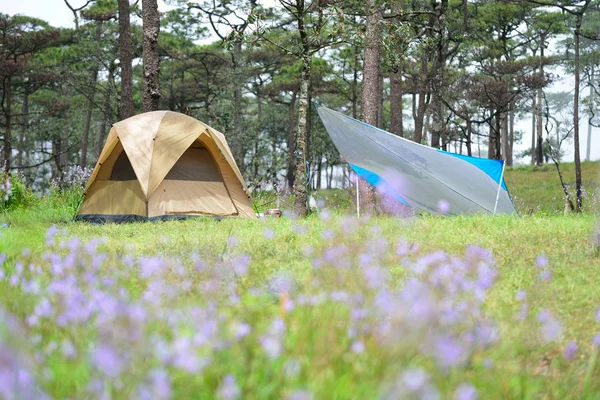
[356,173,360,219]
[493,160,506,215]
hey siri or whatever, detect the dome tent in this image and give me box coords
[76,111,255,222]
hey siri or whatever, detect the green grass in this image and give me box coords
[505,161,600,214]
[0,161,599,399]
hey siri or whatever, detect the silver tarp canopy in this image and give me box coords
[315,104,517,216]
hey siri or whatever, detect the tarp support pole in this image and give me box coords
[493,160,506,215]
[356,173,360,219]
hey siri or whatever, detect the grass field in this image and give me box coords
[0,162,599,399]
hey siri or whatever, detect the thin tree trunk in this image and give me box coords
[377,72,384,129]
[316,157,322,190]
[488,115,495,159]
[287,92,297,190]
[574,14,583,212]
[536,50,544,166]
[501,111,509,163]
[495,112,502,160]
[466,119,472,156]
[586,67,594,162]
[142,0,161,112]
[118,0,134,118]
[508,104,514,166]
[352,44,359,119]
[531,96,536,165]
[80,19,103,168]
[294,54,311,217]
[97,63,115,159]
[389,68,404,136]
[3,76,12,172]
[18,89,28,170]
[414,87,427,144]
[431,94,442,148]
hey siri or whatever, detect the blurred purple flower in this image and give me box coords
[454,383,478,400]
[234,323,251,339]
[285,390,314,400]
[438,200,450,214]
[540,270,552,281]
[536,255,548,268]
[264,229,275,239]
[139,257,164,279]
[260,336,282,359]
[91,344,124,378]
[217,374,241,400]
[593,333,600,347]
[432,336,467,368]
[564,341,578,360]
[515,290,527,302]
[537,310,563,342]
[46,226,59,246]
[351,341,365,354]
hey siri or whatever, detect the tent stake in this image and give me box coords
[493,160,506,215]
[356,173,360,219]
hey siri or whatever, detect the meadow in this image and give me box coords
[0,162,599,399]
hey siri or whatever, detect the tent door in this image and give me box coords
[148,147,238,217]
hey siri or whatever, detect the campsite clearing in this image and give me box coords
[0,207,598,398]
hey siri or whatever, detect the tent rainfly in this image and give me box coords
[76,111,256,222]
[314,103,517,216]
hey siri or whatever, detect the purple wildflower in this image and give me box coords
[217,375,241,400]
[536,255,548,268]
[285,390,314,400]
[264,229,275,239]
[537,310,563,342]
[90,344,124,378]
[454,383,478,400]
[432,336,467,367]
[351,341,365,354]
[45,226,59,246]
[438,200,450,214]
[260,336,282,359]
[593,333,600,347]
[564,341,578,360]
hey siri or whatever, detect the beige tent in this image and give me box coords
[76,111,255,222]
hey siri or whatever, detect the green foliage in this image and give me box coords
[0,172,36,212]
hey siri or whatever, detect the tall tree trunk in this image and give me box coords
[287,92,297,190]
[97,63,115,159]
[80,19,103,168]
[3,76,12,172]
[488,115,495,159]
[118,0,134,118]
[352,44,359,119]
[574,14,583,212]
[586,67,594,162]
[531,96,536,165]
[377,72,384,129]
[359,1,383,213]
[389,68,404,137]
[18,89,28,170]
[142,0,161,112]
[430,94,442,149]
[414,82,427,144]
[316,157,322,190]
[294,54,311,217]
[501,111,509,163]
[508,104,514,166]
[495,112,502,160]
[536,47,544,166]
[466,119,472,156]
